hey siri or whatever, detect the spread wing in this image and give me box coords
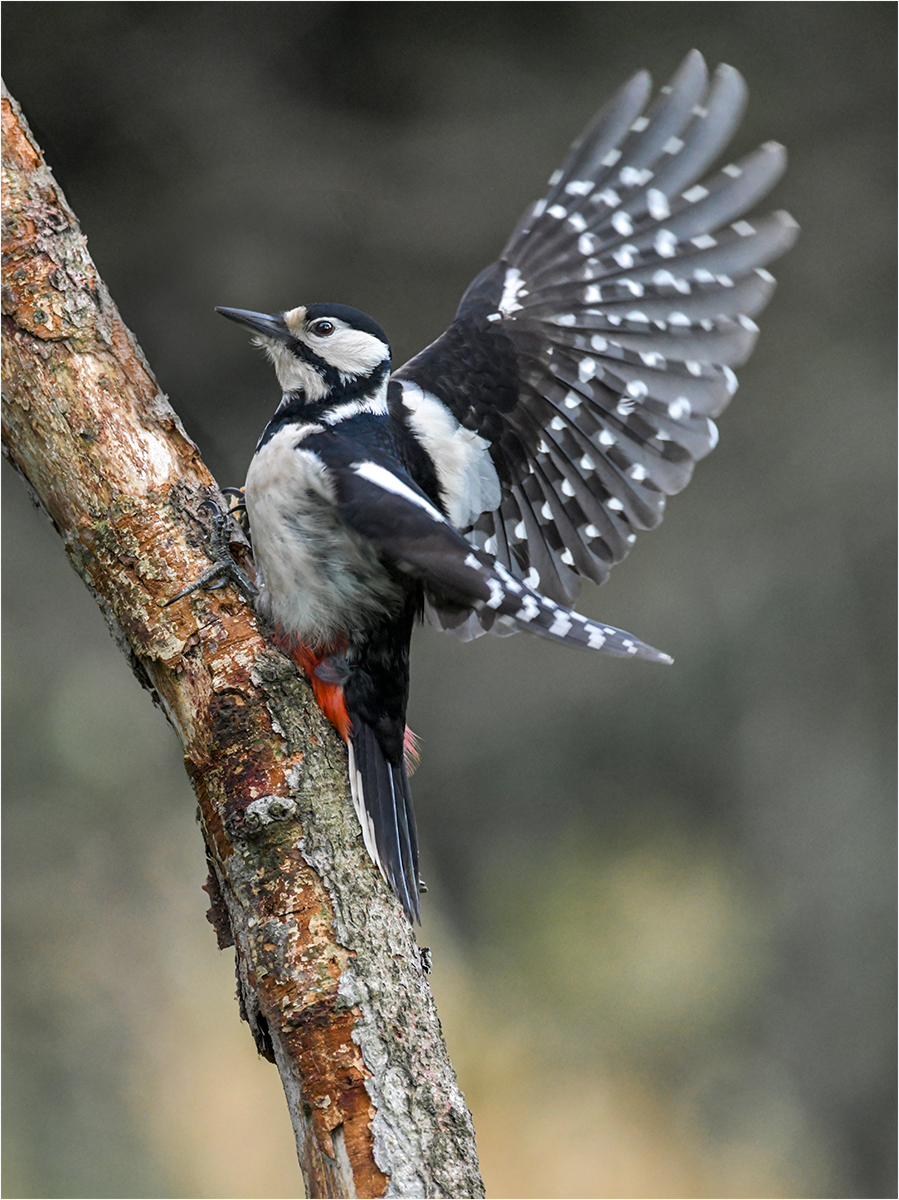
[321,442,672,663]
[392,50,797,632]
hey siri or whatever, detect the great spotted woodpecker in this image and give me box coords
[208,52,796,922]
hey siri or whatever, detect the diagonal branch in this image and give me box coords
[1,83,483,1200]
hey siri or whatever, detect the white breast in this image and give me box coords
[245,426,401,646]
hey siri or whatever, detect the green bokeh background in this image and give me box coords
[3,4,895,1197]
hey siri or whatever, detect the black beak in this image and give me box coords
[215,307,290,341]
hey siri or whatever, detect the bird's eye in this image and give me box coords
[310,320,335,337]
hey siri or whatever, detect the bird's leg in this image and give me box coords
[162,495,258,607]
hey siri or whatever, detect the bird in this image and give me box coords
[209,52,797,923]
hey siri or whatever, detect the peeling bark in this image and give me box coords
[1,84,483,1200]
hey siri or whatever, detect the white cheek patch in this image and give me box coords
[305,328,389,378]
[351,460,446,522]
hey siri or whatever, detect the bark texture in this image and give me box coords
[1,84,483,1200]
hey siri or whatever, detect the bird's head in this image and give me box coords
[217,303,391,402]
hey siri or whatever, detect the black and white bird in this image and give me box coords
[213,53,796,922]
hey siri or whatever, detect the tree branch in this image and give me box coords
[1,84,483,1200]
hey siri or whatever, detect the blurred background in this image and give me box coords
[3,4,894,1197]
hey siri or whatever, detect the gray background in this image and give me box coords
[3,4,895,1197]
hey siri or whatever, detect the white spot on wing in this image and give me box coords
[654,230,678,258]
[498,267,528,316]
[612,245,637,268]
[515,595,540,622]
[683,184,709,204]
[485,578,505,609]
[646,189,670,220]
[549,610,573,637]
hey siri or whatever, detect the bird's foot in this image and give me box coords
[162,496,258,607]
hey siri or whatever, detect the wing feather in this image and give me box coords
[393,52,797,627]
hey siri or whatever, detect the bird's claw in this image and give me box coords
[162,496,258,608]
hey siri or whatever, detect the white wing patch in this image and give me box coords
[498,267,529,316]
[351,460,447,522]
[399,381,501,528]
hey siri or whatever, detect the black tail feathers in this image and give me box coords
[348,720,421,922]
